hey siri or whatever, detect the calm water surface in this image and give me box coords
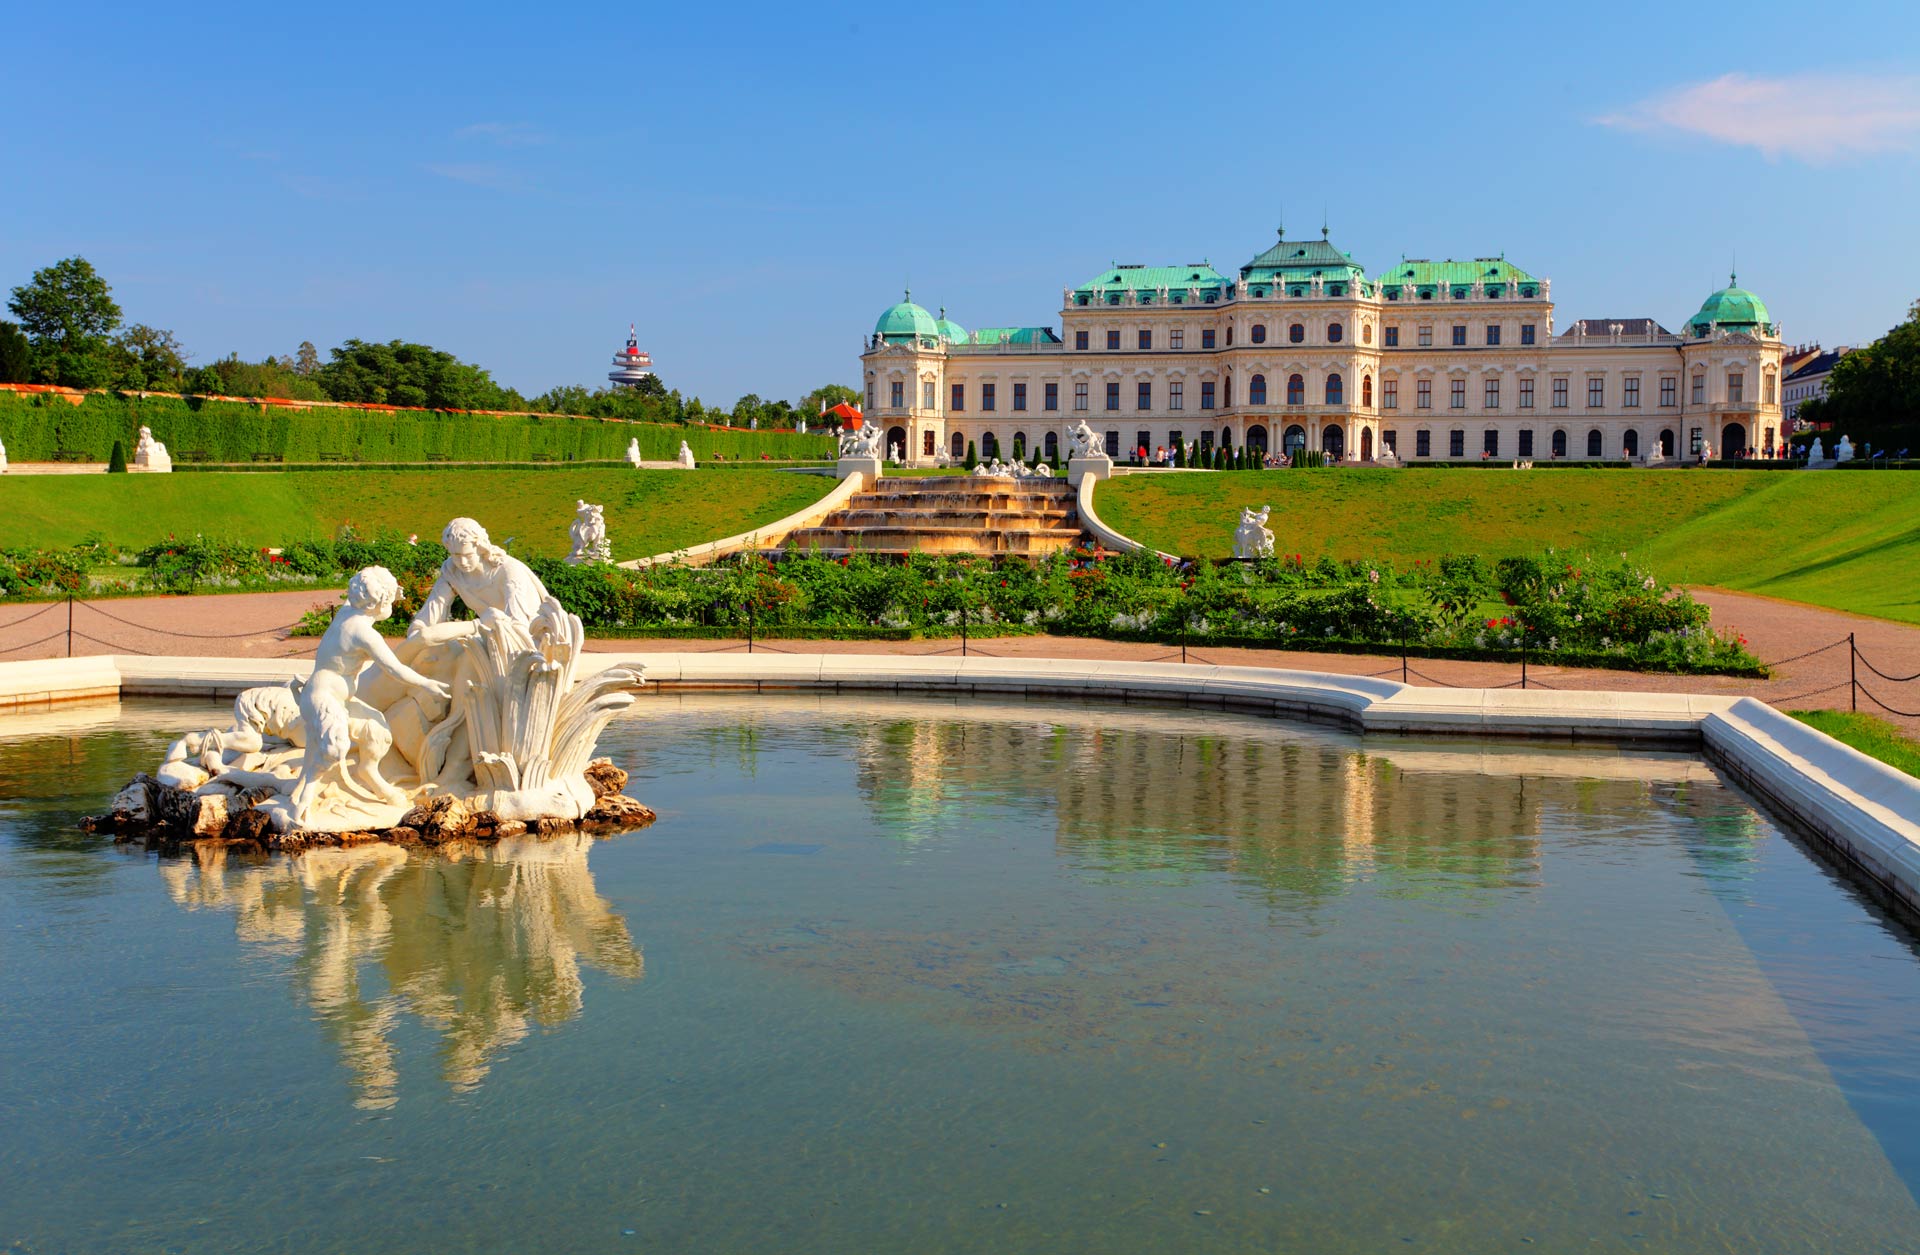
[3,694,1919,1253]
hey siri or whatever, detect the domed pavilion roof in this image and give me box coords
[1686,274,1773,336]
[874,290,940,342]
[934,307,969,344]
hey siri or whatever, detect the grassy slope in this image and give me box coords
[1097,469,1920,623]
[0,469,834,562]
[1789,710,1920,778]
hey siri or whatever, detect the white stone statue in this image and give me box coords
[797,419,807,435]
[109,518,652,838]
[1031,462,1052,478]
[0,437,7,473]
[1808,437,1825,463]
[1067,419,1104,460]
[288,567,452,830]
[837,424,882,460]
[1836,434,1854,462]
[625,438,641,467]
[133,425,172,473]
[676,440,696,469]
[889,441,903,463]
[1646,444,1664,465]
[1232,505,1275,560]
[1376,443,1398,466]
[1700,440,1713,463]
[566,500,611,565]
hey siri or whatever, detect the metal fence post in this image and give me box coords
[1521,624,1528,690]
[747,600,754,654]
[66,595,74,658]
[1850,632,1857,712]
[961,603,968,657]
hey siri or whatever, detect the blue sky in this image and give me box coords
[4,1,1918,406]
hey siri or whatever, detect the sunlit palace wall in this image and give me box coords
[861,231,1784,466]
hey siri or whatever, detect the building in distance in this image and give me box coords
[609,325,654,389]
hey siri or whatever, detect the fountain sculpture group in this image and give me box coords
[1232,505,1275,559]
[92,517,653,847]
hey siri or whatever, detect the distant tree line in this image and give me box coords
[1797,298,1920,455]
[0,256,851,428]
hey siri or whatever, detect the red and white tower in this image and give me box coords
[608,325,654,388]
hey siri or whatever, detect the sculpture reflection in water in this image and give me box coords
[160,834,643,1109]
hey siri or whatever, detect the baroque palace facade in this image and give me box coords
[860,230,1785,467]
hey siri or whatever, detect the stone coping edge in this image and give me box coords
[617,472,861,569]
[1077,474,1178,562]
[4,653,1916,910]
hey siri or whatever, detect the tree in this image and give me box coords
[316,339,521,411]
[799,383,860,418]
[294,341,320,376]
[730,394,764,427]
[107,440,127,473]
[0,321,28,383]
[112,324,190,390]
[1799,299,1920,454]
[964,439,977,471]
[8,256,123,388]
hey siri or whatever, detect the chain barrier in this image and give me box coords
[1857,683,1920,720]
[1853,650,1920,685]
[1756,636,1851,670]
[0,601,66,632]
[75,599,288,640]
[0,629,73,657]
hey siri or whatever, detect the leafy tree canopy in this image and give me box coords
[1799,298,1920,455]
[7,257,124,388]
[315,339,524,411]
[0,321,30,384]
[112,324,190,391]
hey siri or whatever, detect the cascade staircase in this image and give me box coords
[779,476,1086,557]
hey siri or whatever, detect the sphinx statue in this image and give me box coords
[133,425,172,473]
[676,440,696,469]
[625,438,641,467]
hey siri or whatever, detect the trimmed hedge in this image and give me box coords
[0,391,835,463]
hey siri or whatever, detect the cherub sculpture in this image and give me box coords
[566,500,611,565]
[1232,505,1275,560]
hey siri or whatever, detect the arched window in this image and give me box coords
[1624,429,1639,457]
[1287,373,1305,405]
[1289,323,1305,343]
[1328,322,1344,344]
[1224,375,1233,407]
[1586,428,1603,458]
[1659,428,1675,457]
[1362,375,1373,407]
[1551,429,1568,458]
[1326,373,1344,405]
[1321,424,1345,458]
[1043,431,1059,460]
[1010,431,1027,459]
[1251,324,1267,344]
[1246,423,1269,452]
[1249,374,1267,405]
[1283,424,1306,456]
[951,432,965,459]
[1362,323,1373,345]
[982,431,1000,458]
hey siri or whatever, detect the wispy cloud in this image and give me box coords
[424,162,526,192]
[455,121,548,148]
[1596,72,1920,162]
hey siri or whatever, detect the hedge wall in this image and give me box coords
[0,392,835,463]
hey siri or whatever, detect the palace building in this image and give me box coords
[860,229,1784,466]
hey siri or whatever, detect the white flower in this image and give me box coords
[1368,569,1380,584]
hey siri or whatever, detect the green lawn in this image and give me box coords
[0,469,835,562]
[1789,710,1920,778]
[1096,469,1920,624]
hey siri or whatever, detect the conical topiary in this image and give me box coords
[965,440,977,471]
[107,439,128,473]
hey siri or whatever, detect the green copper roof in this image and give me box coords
[1374,257,1541,299]
[934,308,969,343]
[1686,275,1772,335]
[969,326,1063,346]
[1238,231,1369,296]
[1072,264,1228,305]
[875,290,939,341]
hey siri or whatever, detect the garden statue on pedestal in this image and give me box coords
[1837,435,1854,462]
[1808,437,1825,464]
[1232,505,1275,560]
[0,437,7,472]
[837,424,882,460]
[625,438,641,467]
[566,501,611,565]
[133,425,172,473]
[677,440,696,469]
[95,517,652,843]
[1067,420,1103,460]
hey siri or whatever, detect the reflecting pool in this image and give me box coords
[3,694,1920,1253]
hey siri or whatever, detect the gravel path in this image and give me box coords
[3,585,1915,734]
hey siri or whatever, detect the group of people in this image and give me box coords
[1135,444,1285,468]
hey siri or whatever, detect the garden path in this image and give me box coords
[0,585,1914,735]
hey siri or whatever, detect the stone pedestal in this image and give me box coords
[837,455,882,489]
[1067,454,1113,487]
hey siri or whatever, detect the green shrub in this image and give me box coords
[107,439,127,472]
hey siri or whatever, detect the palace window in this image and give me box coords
[1728,371,1744,404]
[1485,378,1500,409]
[1660,376,1676,407]
[1418,325,1433,347]
[1416,429,1432,457]
[1764,371,1776,404]
[1692,372,1705,404]
[1227,326,1234,346]
[1486,325,1501,346]
[1520,324,1536,345]
[1201,381,1216,410]
[1075,330,1089,350]
[1449,429,1465,458]
[1623,377,1639,408]
[1519,378,1534,409]
[1074,382,1089,411]
[1587,377,1604,408]
[1106,430,1121,457]
[981,383,996,412]
[1139,328,1152,350]
[1382,430,1396,454]
[890,382,904,408]
[1136,430,1151,456]
[1105,382,1120,411]
[951,383,965,410]
[951,432,965,459]
[1251,324,1267,344]
[1249,374,1267,405]
[1328,322,1344,344]
[1012,382,1027,411]
[1289,323,1305,344]
[1450,379,1466,409]
[1137,381,1151,410]
[982,432,998,458]
[1362,375,1372,407]
[1417,379,1432,410]
[1287,373,1305,405]
[1362,323,1373,345]
[1385,326,1400,347]
[1170,329,1184,350]
[1383,379,1398,409]
[1169,381,1184,410]
[1106,329,1121,350]
[1587,429,1603,458]
[1326,373,1343,405]
[923,381,935,409]
[1551,429,1567,458]
[1224,377,1233,406]
[1552,378,1569,408]
[1519,429,1534,457]
[1045,382,1059,411]
[1484,429,1499,457]
[867,383,875,410]
[1452,325,1467,347]
[1201,329,1216,350]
